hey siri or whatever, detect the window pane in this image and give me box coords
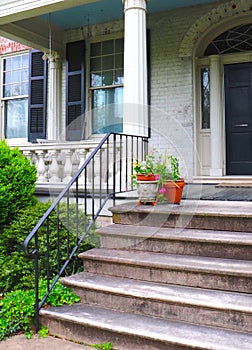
[4,71,11,84]
[12,56,21,70]
[114,69,124,85]
[21,82,29,95]
[92,87,123,133]
[102,40,114,55]
[13,70,21,83]
[22,68,29,81]
[91,42,101,57]
[91,57,101,71]
[91,73,102,87]
[115,39,124,53]
[3,84,11,97]
[115,53,123,69]
[5,98,28,138]
[201,67,210,129]
[103,71,113,86]
[102,55,113,70]
[12,84,21,96]
[4,58,11,71]
[22,54,29,68]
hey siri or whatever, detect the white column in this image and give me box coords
[46,53,61,141]
[209,55,223,177]
[122,0,148,136]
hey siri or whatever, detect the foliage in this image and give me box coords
[132,147,181,184]
[92,342,113,350]
[0,201,99,293]
[0,140,37,230]
[38,326,49,338]
[132,149,158,177]
[0,281,80,341]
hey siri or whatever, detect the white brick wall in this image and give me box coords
[147,3,218,180]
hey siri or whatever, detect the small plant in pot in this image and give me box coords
[156,153,185,204]
[132,148,185,205]
[132,150,160,205]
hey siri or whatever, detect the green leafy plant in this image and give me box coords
[38,326,49,338]
[0,280,80,341]
[0,140,37,230]
[92,342,113,350]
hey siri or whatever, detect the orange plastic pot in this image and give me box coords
[164,178,185,204]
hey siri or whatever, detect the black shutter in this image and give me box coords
[66,40,85,141]
[28,50,47,142]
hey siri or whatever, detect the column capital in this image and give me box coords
[122,0,147,12]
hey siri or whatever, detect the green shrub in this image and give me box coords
[0,201,99,293]
[0,140,37,230]
[0,281,80,340]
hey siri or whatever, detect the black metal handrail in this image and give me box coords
[23,132,148,331]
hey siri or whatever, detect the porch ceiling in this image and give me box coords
[0,0,221,53]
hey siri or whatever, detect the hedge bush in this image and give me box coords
[0,140,37,230]
[0,201,98,293]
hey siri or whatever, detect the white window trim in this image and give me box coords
[86,32,124,137]
[0,49,29,144]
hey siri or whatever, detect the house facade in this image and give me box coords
[0,0,252,183]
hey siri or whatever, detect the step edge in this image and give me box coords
[61,277,252,313]
[40,305,252,350]
[79,249,252,277]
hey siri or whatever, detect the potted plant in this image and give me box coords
[156,153,185,204]
[132,150,160,205]
[132,148,185,205]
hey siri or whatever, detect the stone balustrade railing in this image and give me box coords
[18,140,113,185]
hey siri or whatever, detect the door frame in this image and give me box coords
[195,52,252,177]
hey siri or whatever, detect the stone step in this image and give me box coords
[79,248,252,293]
[109,200,252,232]
[40,303,252,350]
[98,224,252,260]
[61,272,252,333]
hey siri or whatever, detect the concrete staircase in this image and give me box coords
[40,200,252,349]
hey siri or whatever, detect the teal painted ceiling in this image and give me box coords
[41,0,221,29]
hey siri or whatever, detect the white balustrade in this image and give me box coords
[19,140,127,190]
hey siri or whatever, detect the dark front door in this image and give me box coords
[225,63,252,175]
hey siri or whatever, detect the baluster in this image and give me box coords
[35,150,47,182]
[48,150,60,182]
[22,150,33,165]
[77,148,87,182]
[63,150,73,183]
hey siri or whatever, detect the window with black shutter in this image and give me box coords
[66,40,85,141]
[28,50,47,142]
[2,53,29,139]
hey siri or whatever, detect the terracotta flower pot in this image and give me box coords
[136,174,158,181]
[164,178,185,204]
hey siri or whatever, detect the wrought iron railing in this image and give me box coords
[23,132,148,331]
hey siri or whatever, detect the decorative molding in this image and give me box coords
[179,0,252,57]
